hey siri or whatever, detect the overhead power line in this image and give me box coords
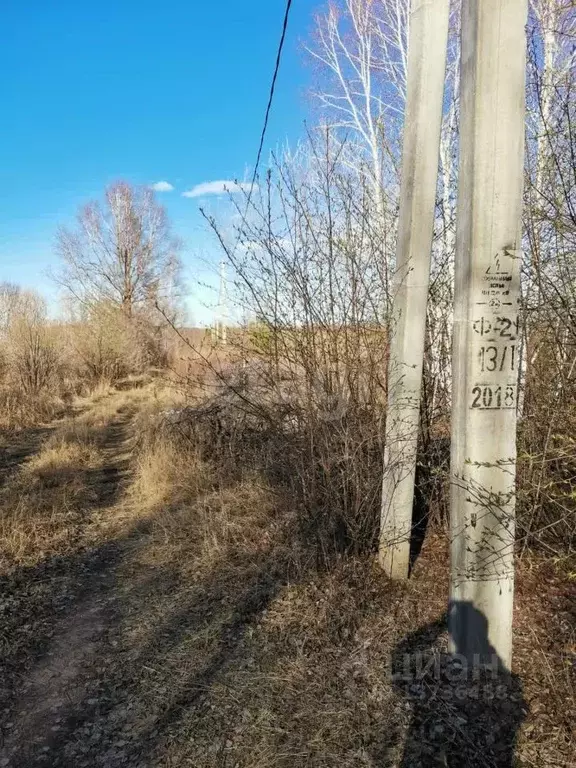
[247,0,294,205]
[222,0,293,296]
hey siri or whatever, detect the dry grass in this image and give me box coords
[31,421,103,470]
[103,417,574,768]
[0,385,66,430]
[0,382,150,570]
[129,433,209,511]
[0,421,104,570]
[24,440,101,485]
[0,382,573,767]
[126,415,292,573]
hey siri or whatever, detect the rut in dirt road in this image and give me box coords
[0,401,151,768]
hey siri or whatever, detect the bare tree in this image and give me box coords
[195,129,390,558]
[0,283,44,337]
[523,0,576,331]
[307,0,411,303]
[308,0,461,411]
[56,181,182,320]
[4,290,60,395]
[308,0,409,191]
[518,7,576,553]
[0,282,25,336]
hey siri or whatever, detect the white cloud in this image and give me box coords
[150,181,174,192]
[182,180,257,198]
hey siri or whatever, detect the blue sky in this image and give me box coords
[0,1,317,324]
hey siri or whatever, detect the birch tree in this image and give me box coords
[520,1,576,412]
[309,1,460,383]
[56,181,182,320]
[308,0,409,186]
[307,0,411,302]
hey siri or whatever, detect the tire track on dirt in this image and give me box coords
[0,402,141,767]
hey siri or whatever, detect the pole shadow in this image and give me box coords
[390,602,528,767]
[408,460,430,574]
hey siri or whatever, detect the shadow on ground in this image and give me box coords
[0,409,567,768]
[383,607,528,768]
[1,503,303,767]
[0,424,56,488]
[1,531,532,768]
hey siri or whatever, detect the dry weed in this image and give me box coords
[129,433,209,510]
[127,419,282,569]
[0,482,93,569]
[24,437,101,486]
[0,386,65,430]
[0,390,126,569]
[0,381,572,767]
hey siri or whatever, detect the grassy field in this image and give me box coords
[0,379,573,767]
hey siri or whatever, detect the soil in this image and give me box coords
[0,407,140,767]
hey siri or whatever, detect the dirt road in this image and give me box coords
[0,398,150,767]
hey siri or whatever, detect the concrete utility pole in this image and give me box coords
[379,0,450,579]
[450,0,527,668]
[212,261,228,345]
